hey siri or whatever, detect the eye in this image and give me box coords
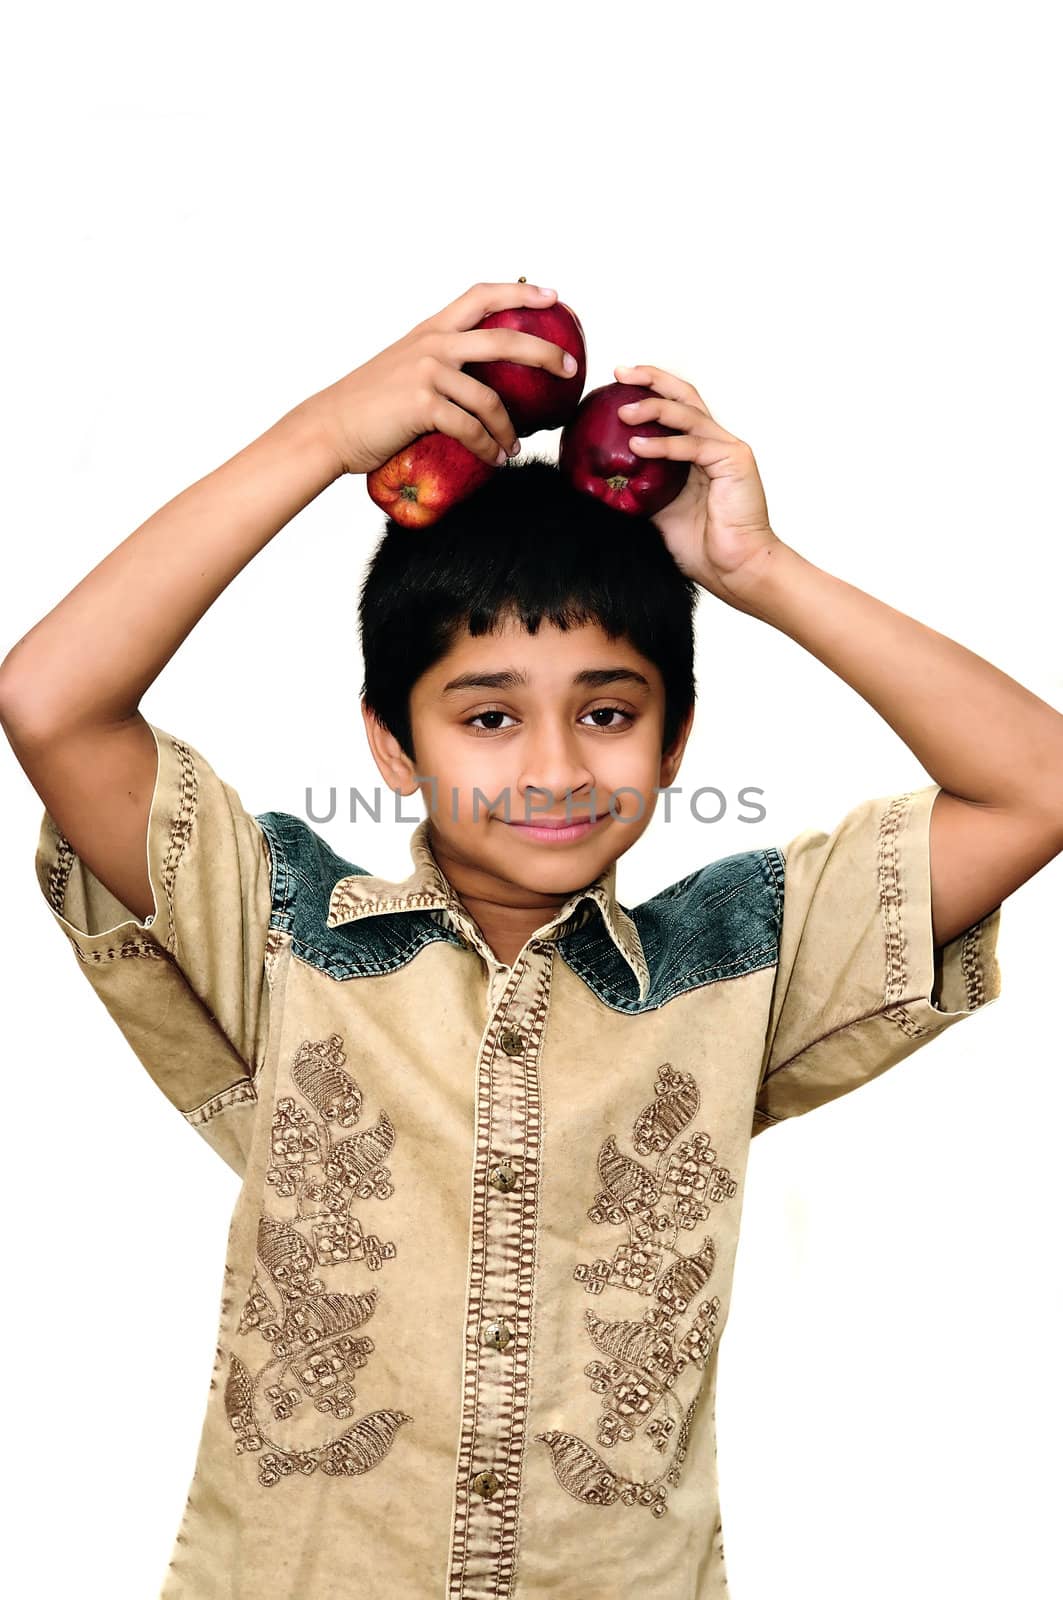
[464,709,518,733]
[462,704,636,736]
[580,705,635,730]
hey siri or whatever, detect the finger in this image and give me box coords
[435,365,521,458]
[451,326,577,378]
[434,280,558,333]
[616,393,740,445]
[614,363,721,426]
[627,431,745,470]
[430,391,512,467]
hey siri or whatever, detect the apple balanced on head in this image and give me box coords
[366,280,689,527]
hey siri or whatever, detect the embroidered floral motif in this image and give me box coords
[225,1033,410,1487]
[535,1061,738,1518]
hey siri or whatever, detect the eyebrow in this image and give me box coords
[440,667,652,695]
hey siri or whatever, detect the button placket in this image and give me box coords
[483,1008,525,1361]
[450,946,552,1593]
[487,1160,518,1193]
[485,962,510,1013]
[481,1318,513,1352]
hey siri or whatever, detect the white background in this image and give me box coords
[2,2,1061,1595]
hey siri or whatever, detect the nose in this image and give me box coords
[516,719,597,820]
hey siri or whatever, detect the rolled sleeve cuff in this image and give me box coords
[753,782,1003,1134]
[35,722,186,957]
[891,783,1003,1022]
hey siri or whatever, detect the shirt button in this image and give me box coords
[499,1027,525,1056]
[488,1161,519,1193]
[471,1469,502,1500]
[482,1318,513,1352]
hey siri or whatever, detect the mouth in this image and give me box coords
[500,812,611,844]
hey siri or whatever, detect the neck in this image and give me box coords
[425,823,592,969]
[457,894,556,968]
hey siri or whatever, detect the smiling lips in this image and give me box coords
[502,811,610,842]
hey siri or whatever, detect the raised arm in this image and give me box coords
[0,279,574,922]
[0,398,344,920]
[607,359,1063,944]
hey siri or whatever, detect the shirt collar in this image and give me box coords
[326,818,650,1002]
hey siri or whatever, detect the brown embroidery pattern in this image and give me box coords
[45,728,196,961]
[878,790,990,1036]
[225,1033,411,1486]
[535,1062,738,1518]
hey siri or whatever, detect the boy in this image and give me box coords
[3,278,1060,1600]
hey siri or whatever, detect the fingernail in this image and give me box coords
[539,286,557,296]
[495,446,507,465]
[563,353,577,374]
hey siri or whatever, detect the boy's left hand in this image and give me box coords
[614,364,781,608]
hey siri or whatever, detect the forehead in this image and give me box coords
[416,614,663,695]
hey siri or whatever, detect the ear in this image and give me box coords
[360,699,421,796]
[659,703,695,790]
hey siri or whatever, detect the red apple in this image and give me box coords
[366,431,494,528]
[558,382,689,516]
[463,300,587,435]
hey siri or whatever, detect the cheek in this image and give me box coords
[413,737,510,824]
[593,743,665,824]
[409,727,466,786]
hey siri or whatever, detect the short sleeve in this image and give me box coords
[753,782,1002,1136]
[34,721,274,1176]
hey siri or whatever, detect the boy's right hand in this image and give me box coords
[306,281,576,477]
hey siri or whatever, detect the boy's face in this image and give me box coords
[362,613,694,907]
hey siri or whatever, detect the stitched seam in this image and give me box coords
[46,832,76,917]
[766,922,996,1079]
[563,935,777,998]
[961,920,985,1009]
[258,824,273,886]
[877,791,913,1008]
[256,813,295,930]
[450,958,540,1577]
[881,1000,931,1040]
[763,994,935,1080]
[46,736,194,957]
[757,792,929,1078]
[761,845,785,934]
[558,941,777,1014]
[163,736,198,957]
[331,888,454,918]
[495,952,550,1583]
[288,926,468,979]
[70,939,170,966]
[678,938,779,990]
[504,950,551,1584]
[183,1078,259,1124]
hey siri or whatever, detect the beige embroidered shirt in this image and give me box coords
[34,721,1003,1599]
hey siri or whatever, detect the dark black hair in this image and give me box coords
[357,453,699,764]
